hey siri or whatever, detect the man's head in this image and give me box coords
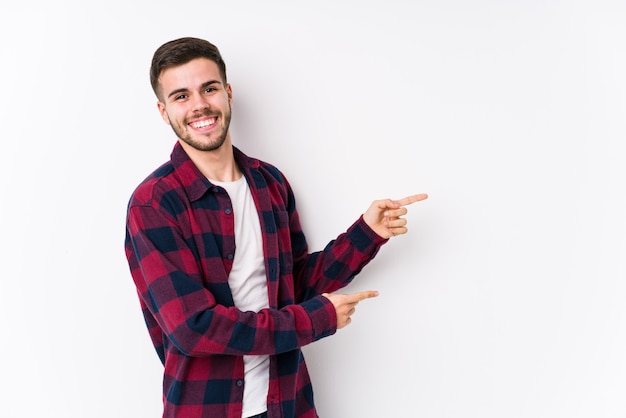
[152,38,233,153]
[150,37,227,101]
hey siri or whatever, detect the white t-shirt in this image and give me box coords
[210,176,269,417]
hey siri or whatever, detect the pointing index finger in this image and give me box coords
[395,193,429,207]
[350,290,379,303]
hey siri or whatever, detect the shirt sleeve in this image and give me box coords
[125,203,337,357]
[291,214,389,302]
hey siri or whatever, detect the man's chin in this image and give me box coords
[180,136,226,152]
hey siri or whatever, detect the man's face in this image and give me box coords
[157,58,232,152]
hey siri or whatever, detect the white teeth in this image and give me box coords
[191,119,216,129]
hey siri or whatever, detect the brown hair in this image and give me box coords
[150,37,227,100]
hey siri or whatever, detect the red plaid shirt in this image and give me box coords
[125,143,386,417]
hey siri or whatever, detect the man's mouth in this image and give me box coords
[189,117,217,129]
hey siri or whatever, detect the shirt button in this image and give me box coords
[236,379,243,387]
[225,208,232,215]
[227,254,234,260]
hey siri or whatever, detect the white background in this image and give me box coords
[1,1,625,417]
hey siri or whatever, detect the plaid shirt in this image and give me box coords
[125,143,386,418]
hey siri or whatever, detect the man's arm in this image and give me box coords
[125,203,338,357]
[290,194,429,300]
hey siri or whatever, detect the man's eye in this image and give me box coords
[175,94,187,100]
[205,87,216,93]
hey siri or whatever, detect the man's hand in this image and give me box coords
[363,194,428,239]
[322,290,379,329]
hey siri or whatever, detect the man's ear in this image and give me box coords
[226,83,233,105]
[157,101,170,125]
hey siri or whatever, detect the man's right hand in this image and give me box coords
[322,290,379,329]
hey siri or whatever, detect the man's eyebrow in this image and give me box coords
[167,87,189,99]
[200,80,221,90]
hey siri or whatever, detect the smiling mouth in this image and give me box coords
[189,117,217,129]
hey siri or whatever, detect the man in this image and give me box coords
[125,37,428,418]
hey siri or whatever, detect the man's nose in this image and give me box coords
[190,93,209,112]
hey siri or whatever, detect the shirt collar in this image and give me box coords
[170,142,259,202]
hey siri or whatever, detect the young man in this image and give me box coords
[125,37,428,418]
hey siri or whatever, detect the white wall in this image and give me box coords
[1,1,625,417]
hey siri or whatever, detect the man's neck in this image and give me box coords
[178,137,242,182]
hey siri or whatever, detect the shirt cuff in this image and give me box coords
[301,295,337,341]
[346,215,388,253]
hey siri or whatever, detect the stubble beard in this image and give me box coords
[171,105,232,152]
